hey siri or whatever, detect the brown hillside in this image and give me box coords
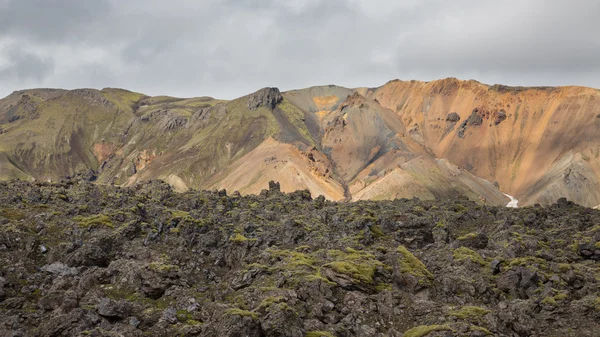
[1,79,599,206]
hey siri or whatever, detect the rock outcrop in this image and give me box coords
[247,87,283,110]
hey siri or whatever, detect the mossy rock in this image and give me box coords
[224,308,258,320]
[397,245,434,282]
[74,214,114,229]
[323,248,385,284]
[305,332,334,337]
[449,306,491,321]
[230,233,249,243]
[403,324,452,337]
[453,247,488,267]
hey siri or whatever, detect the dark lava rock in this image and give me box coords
[247,87,283,110]
[494,109,507,125]
[578,242,600,260]
[65,244,109,267]
[467,108,483,126]
[1,179,600,336]
[41,262,79,276]
[491,259,502,275]
[268,180,281,193]
[446,112,461,122]
[97,297,132,319]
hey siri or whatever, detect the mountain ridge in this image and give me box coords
[2,78,600,206]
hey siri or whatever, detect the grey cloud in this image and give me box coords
[0,46,54,81]
[0,0,111,42]
[0,0,599,99]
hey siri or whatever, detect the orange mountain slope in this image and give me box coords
[1,78,599,206]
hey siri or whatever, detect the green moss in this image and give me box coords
[568,241,580,253]
[541,296,558,306]
[557,263,571,272]
[457,232,477,241]
[449,306,491,320]
[397,245,434,282]
[326,261,376,283]
[74,214,114,229]
[245,263,270,271]
[324,248,384,284]
[176,309,194,323]
[470,325,492,335]
[230,233,249,243]
[453,247,488,267]
[554,292,568,301]
[224,308,258,320]
[305,268,336,285]
[185,319,202,326]
[592,296,600,311]
[305,332,335,337]
[412,206,426,215]
[0,208,25,221]
[257,296,284,311]
[403,324,452,337]
[170,210,192,220]
[268,249,316,268]
[453,204,467,213]
[369,225,384,238]
[507,256,547,269]
[148,261,179,273]
[375,283,392,292]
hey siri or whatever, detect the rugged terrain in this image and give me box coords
[2,78,600,206]
[1,178,600,336]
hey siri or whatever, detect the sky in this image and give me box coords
[0,0,598,99]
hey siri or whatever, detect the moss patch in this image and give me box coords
[0,208,25,221]
[74,214,114,228]
[324,248,384,284]
[453,247,487,266]
[449,306,491,321]
[403,324,452,337]
[230,233,249,243]
[224,308,258,320]
[397,245,434,282]
[305,332,335,337]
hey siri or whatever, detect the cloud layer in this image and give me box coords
[0,0,598,99]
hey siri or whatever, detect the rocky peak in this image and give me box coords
[247,87,283,110]
[339,92,367,111]
[66,89,115,108]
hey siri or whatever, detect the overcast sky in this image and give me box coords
[0,0,598,99]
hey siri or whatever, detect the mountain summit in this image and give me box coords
[1,78,600,207]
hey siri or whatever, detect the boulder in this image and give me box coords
[494,109,507,125]
[97,297,132,319]
[446,112,461,122]
[40,262,79,276]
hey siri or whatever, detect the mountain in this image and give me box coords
[1,78,600,206]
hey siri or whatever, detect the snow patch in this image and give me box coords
[504,193,518,208]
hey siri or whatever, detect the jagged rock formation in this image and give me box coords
[247,87,283,110]
[1,78,600,206]
[1,180,600,336]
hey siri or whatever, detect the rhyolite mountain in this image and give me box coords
[1,78,600,206]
